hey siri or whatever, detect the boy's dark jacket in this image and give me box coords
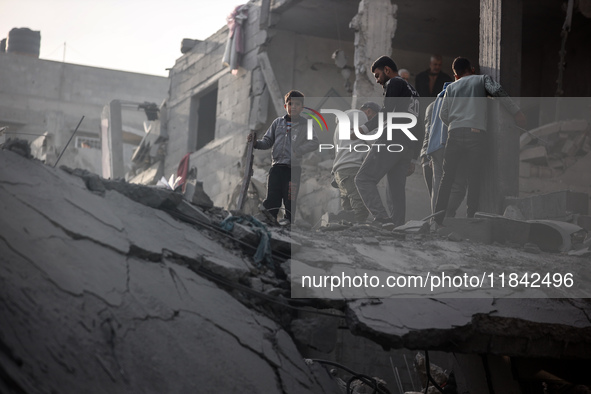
[255,114,319,166]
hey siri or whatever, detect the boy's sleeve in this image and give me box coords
[255,119,277,150]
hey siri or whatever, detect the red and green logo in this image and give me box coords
[302,107,328,131]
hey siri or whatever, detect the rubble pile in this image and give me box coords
[0,148,340,394]
[519,119,590,178]
[2,145,591,393]
[126,109,168,185]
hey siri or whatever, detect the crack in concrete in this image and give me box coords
[166,264,190,300]
[63,196,125,232]
[565,299,591,324]
[0,236,85,301]
[177,308,304,394]
[3,188,129,255]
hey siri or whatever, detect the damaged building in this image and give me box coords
[0,27,169,176]
[2,0,591,393]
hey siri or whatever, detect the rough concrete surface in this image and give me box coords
[0,149,339,394]
[2,147,591,393]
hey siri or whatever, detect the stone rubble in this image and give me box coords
[2,145,591,393]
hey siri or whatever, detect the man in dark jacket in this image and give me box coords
[415,54,453,98]
[354,56,419,229]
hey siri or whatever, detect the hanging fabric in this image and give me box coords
[222,4,249,75]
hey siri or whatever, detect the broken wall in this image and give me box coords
[165,0,359,210]
[0,52,169,174]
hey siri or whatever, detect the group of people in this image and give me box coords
[248,53,526,229]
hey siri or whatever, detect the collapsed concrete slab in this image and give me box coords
[0,150,340,394]
[3,148,591,393]
[345,298,591,358]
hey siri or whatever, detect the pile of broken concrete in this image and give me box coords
[2,142,591,393]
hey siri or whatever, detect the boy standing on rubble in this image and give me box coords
[247,90,319,225]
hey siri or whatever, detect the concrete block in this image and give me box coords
[519,162,531,177]
[520,145,547,164]
[504,190,589,219]
[184,179,214,209]
[439,217,493,244]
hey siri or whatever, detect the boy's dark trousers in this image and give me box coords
[263,164,301,222]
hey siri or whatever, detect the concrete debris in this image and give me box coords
[519,119,590,178]
[183,178,215,208]
[345,298,591,358]
[503,204,526,220]
[0,149,341,394]
[62,166,184,209]
[127,117,168,185]
[504,190,589,220]
[2,137,32,158]
[3,149,591,393]
[413,352,448,391]
[447,232,464,242]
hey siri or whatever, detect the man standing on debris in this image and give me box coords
[354,56,420,229]
[434,57,526,225]
[422,81,467,216]
[247,90,318,225]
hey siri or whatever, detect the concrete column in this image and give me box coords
[478,0,522,214]
[479,0,522,96]
[349,0,397,108]
[100,100,124,179]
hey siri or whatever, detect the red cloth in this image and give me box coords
[176,153,191,193]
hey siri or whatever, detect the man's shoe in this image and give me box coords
[259,204,279,226]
